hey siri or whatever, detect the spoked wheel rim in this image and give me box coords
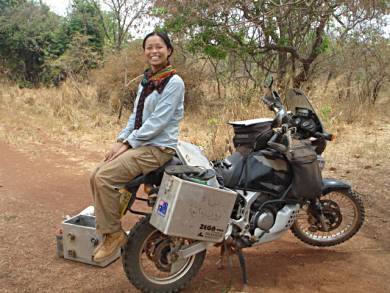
[294,191,360,243]
[139,230,196,285]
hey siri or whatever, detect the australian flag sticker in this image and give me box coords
[157,200,169,217]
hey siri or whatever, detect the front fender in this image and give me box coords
[322,178,351,195]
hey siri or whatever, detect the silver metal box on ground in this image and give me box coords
[61,214,120,267]
[150,173,237,243]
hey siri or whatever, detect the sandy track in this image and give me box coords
[0,140,389,293]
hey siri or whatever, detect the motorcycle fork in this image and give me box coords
[308,199,330,232]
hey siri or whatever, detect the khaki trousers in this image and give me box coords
[90,146,173,235]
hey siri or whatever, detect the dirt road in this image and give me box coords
[0,140,389,293]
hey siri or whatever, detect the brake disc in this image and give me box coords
[316,199,343,232]
[152,239,172,272]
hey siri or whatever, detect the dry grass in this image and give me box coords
[0,77,389,219]
[181,93,272,160]
[90,45,207,114]
[0,82,126,157]
[0,79,271,161]
[0,78,389,163]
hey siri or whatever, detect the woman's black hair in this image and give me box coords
[142,31,174,57]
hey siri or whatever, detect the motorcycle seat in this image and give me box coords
[165,165,216,181]
[125,157,182,192]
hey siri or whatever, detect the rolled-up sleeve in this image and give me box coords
[126,78,184,148]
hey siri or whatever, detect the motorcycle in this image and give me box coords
[119,76,365,293]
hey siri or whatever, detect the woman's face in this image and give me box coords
[144,35,171,71]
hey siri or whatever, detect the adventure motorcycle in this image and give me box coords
[119,77,365,293]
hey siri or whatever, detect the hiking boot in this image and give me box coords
[93,230,127,263]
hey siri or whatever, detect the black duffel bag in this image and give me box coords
[286,141,322,200]
[232,121,274,151]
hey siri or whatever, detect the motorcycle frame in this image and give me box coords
[167,178,352,260]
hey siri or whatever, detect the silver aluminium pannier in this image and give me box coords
[150,173,237,243]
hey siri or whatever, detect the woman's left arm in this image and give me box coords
[126,78,184,148]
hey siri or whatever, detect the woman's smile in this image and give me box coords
[144,35,172,72]
[151,55,161,61]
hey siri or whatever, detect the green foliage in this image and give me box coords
[165,13,189,33]
[45,33,102,84]
[157,0,388,89]
[203,45,227,59]
[151,6,167,16]
[207,118,219,127]
[0,0,26,11]
[320,105,332,122]
[0,0,107,85]
[320,35,331,54]
[182,25,239,60]
[66,0,105,54]
[278,36,289,47]
[307,31,331,55]
[0,2,66,85]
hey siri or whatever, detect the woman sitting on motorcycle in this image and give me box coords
[90,32,185,262]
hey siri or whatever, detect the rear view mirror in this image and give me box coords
[263,75,273,88]
[261,95,275,108]
[273,90,282,106]
[261,90,282,110]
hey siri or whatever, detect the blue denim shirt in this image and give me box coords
[117,75,185,149]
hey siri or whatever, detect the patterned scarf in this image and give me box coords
[134,64,177,130]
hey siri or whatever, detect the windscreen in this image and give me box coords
[284,88,324,132]
[284,88,316,114]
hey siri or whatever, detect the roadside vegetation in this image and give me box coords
[0,2,389,292]
[0,0,388,161]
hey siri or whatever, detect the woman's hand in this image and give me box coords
[105,142,129,162]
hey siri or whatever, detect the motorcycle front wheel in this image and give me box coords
[291,189,364,247]
[122,216,206,293]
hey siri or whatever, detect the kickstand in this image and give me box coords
[237,248,248,285]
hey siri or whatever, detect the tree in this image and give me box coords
[46,33,102,85]
[326,28,389,105]
[67,0,105,54]
[0,2,66,85]
[91,0,153,50]
[157,0,387,89]
[0,0,26,11]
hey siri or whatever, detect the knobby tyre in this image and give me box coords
[122,216,206,293]
[291,189,364,247]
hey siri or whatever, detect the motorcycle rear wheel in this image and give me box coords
[291,189,364,247]
[122,216,206,293]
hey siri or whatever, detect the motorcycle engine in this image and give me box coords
[250,208,275,232]
[249,194,279,233]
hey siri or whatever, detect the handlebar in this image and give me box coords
[261,93,288,128]
[267,128,288,154]
[314,132,334,141]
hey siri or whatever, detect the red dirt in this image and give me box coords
[0,140,389,293]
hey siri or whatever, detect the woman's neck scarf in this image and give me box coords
[134,64,177,130]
